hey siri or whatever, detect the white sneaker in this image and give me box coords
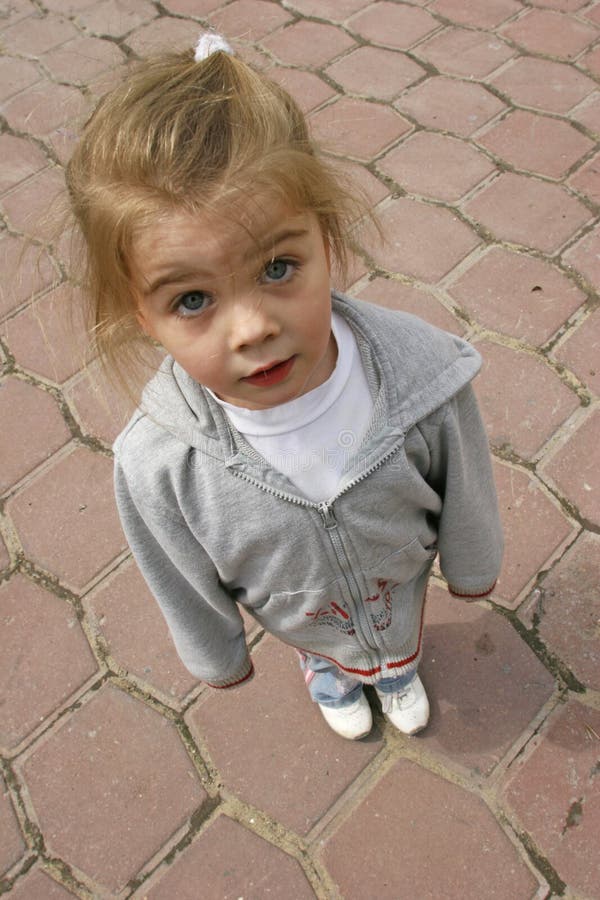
[318,692,373,740]
[376,674,429,735]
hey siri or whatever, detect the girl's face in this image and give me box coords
[131,200,336,410]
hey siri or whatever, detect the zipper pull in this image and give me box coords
[318,502,337,529]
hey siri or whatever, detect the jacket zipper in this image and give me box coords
[316,500,378,651]
[229,435,405,653]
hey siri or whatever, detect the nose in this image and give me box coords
[227,296,280,351]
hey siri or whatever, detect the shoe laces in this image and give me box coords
[380,687,411,715]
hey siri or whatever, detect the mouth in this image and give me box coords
[241,356,296,387]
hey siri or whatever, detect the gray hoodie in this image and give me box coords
[114,293,503,688]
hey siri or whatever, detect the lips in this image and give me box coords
[241,356,295,387]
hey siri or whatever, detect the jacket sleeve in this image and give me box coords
[114,460,253,688]
[420,384,503,599]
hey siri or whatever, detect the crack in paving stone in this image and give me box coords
[493,602,586,693]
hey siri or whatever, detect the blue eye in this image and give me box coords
[175,291,211,317]
[263,258,294,283]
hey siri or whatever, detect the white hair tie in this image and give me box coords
[194,32,233,62]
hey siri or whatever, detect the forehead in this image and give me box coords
[130,198,314,276]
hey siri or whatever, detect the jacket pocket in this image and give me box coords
[361,538,436,636]
[366,537,437,582]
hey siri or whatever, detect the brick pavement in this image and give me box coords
[1,0,599,897]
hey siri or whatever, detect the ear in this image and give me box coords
[322,233,332,274]
[134,304,155,339]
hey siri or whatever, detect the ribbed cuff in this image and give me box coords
[205,657,254,689]
[448,581,496,600]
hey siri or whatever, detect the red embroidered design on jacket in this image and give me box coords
[365,578,398,631]
[305,599,356,636]
[306,579,401,636]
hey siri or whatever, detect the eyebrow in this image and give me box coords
[142,226,311,296]
[248,226,310,261]
[143,268,206,296]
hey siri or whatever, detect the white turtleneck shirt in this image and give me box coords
[210,313,373,502]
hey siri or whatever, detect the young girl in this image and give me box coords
[66,33,503,741]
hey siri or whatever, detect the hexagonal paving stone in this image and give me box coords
[552,307,600,396]
[64,359,138,445]
[335,158,390,208]
[541,408,600,527]
[1,283,91,384]
[7,867,78,899]
[372,197,480,283]
[43,0,98,11]
[44,125,83,169]
[142,815,316,899]
[415,25,515,78]
[125,16,202,56]
[0,134,47,195]
[310,97,411,161]
[500,8,597,60]
[429,0,522,29]
[285,0,370,19]
[83,560,198,705]
[490,57,597,115]
[447,247,586,344]
[2,14,79,54]
[0,575,98,753]
[348,2,441,48]
[0,235,57,319]
[0,379,71,494]
[568,150,600,204]
[7,446,127,591]
[322,758,541,898]
[208,0,293,41]
[0,775,25,876]
[19,684,207,894]
[584,2,600,22]
[261,20,356,68]
[0,55,40,103]
[41,35,125,84]
[325,45,425,102]
[502,699,600,898]
[1,167,66,243]
[75,0,157,38]
[378,131,496,202]
[563,223,600,289]
[159,0,222,15]
[269,67,336,114]
[464,172,592,254]
[1,81,85,139]
[395,76,506,138]
[477,109,595,179]
[419,585,556,775]
[571,92,600,135]
[581,44,600,77]
[493,461,576,607]
[186,637,380,835]
[355,277,464,333]
[536,531,600,691]
[476,341,579,459]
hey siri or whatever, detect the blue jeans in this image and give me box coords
[299,653,417,709]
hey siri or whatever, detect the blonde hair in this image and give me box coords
[66,47,372,392]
